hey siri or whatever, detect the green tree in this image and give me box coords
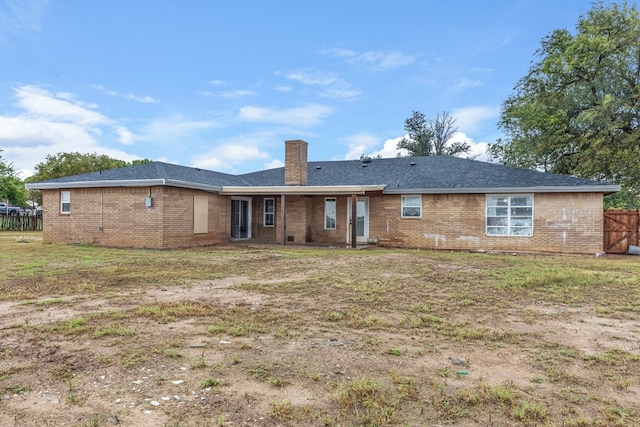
[25,152,151,205]
[489,2,640,207]
[0,149,27,206]
[397,111,470,157]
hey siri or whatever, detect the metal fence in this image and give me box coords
[0,215,43,231]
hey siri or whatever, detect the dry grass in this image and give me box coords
[0,231,639,426]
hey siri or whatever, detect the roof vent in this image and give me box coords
[361,163,368,167]
[409,161,416,166]
[315,165,322,170]
[361,156,372,163]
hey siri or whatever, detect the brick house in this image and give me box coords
[26,140,619,254]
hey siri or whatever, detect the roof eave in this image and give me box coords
[25,179,223,193]
[219,185,386,195]
[383,185,621,195]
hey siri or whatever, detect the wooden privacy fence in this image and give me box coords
[0,215,43,231]
[603,210,639,254]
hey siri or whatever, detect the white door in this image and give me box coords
[347,197,369,243]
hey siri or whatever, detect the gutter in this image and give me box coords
[219,185,387,195]
[383,185,621,195]
[25,179,223,193]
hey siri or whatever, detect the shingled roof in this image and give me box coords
[27,156,620,194]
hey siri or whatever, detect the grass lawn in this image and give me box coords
[0,231,639,426]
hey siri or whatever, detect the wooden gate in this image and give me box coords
[603,210,639,254]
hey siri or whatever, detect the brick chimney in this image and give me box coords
[284,140,308,185]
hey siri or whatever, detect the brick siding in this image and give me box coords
[41,188,605,254]
[41,186,230,249]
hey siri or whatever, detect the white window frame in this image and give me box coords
[401,195,422,218]
[486,195,534,236]
[324,198,337,230]
[263,198,275,227]
[60,191,71,214]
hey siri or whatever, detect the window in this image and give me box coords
[264,198,275,227]
[486,195,533,236]
[60,191,70,214]
[325,198,336,229]
[401,195,421,218]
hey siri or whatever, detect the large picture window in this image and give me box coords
[401,195,421,218]
[325,198,336,229]
[486,195,533,236]
[264,198,275,227]
[60,191,71,214]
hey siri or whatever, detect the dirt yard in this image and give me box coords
[0,233,639,426]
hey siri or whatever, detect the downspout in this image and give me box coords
[100,188,104,232]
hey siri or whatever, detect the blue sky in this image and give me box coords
[0,0,614,178]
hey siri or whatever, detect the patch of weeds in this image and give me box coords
[330,377,396,425]
[93,325,135,338]
[267,377,287,387]
[201,377,221,388]
[269,400,294,421]
[325,311,344,321]
[19,297,64,306]
[612,376,632,390]
[583,348,640,365]
[50,364,73,380]
[67,391,86,405]
[605,406,632,424]
[530,377,544,384]
[42,317,89,335]
[164,348,182,358]
[5,383,30,394]
[120,349,148,368]
[250,364,287,387]
[390,371,419,400]
[366,336,380,346]
[387,348,402,356]
[83,413,101,427]
[190,354,207,369]
[437,367,450,378]
[512,400,548,422]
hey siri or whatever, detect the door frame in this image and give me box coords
[231,197,252,239]
[346,197,369,243]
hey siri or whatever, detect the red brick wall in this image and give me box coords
[41,188,605,254]
[367,192,604,254]
[288,192,604,254]
[41,187,229,249]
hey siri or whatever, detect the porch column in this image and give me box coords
[281,194,286,245]
[351,194,357,248]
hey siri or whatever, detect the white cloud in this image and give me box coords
[221,90,257,98]
[192,142,270,172]
[322,47,415,71]
[371,136,407,158]
[91,84,157,103]
[115,126,137,145]
[285,71,341,86]
[0,0,48,42]
[449,132,489,161]
[264,158,284,169]
[16,85,109,125]
[342,133,380,160]
[0,85,141,176]
[284,70,360,100]
[452,106,500,134]
[238,104,333,127]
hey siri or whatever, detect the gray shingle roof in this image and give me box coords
[27,156,618,194]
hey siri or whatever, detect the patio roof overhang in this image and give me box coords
[219,185,387,196]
